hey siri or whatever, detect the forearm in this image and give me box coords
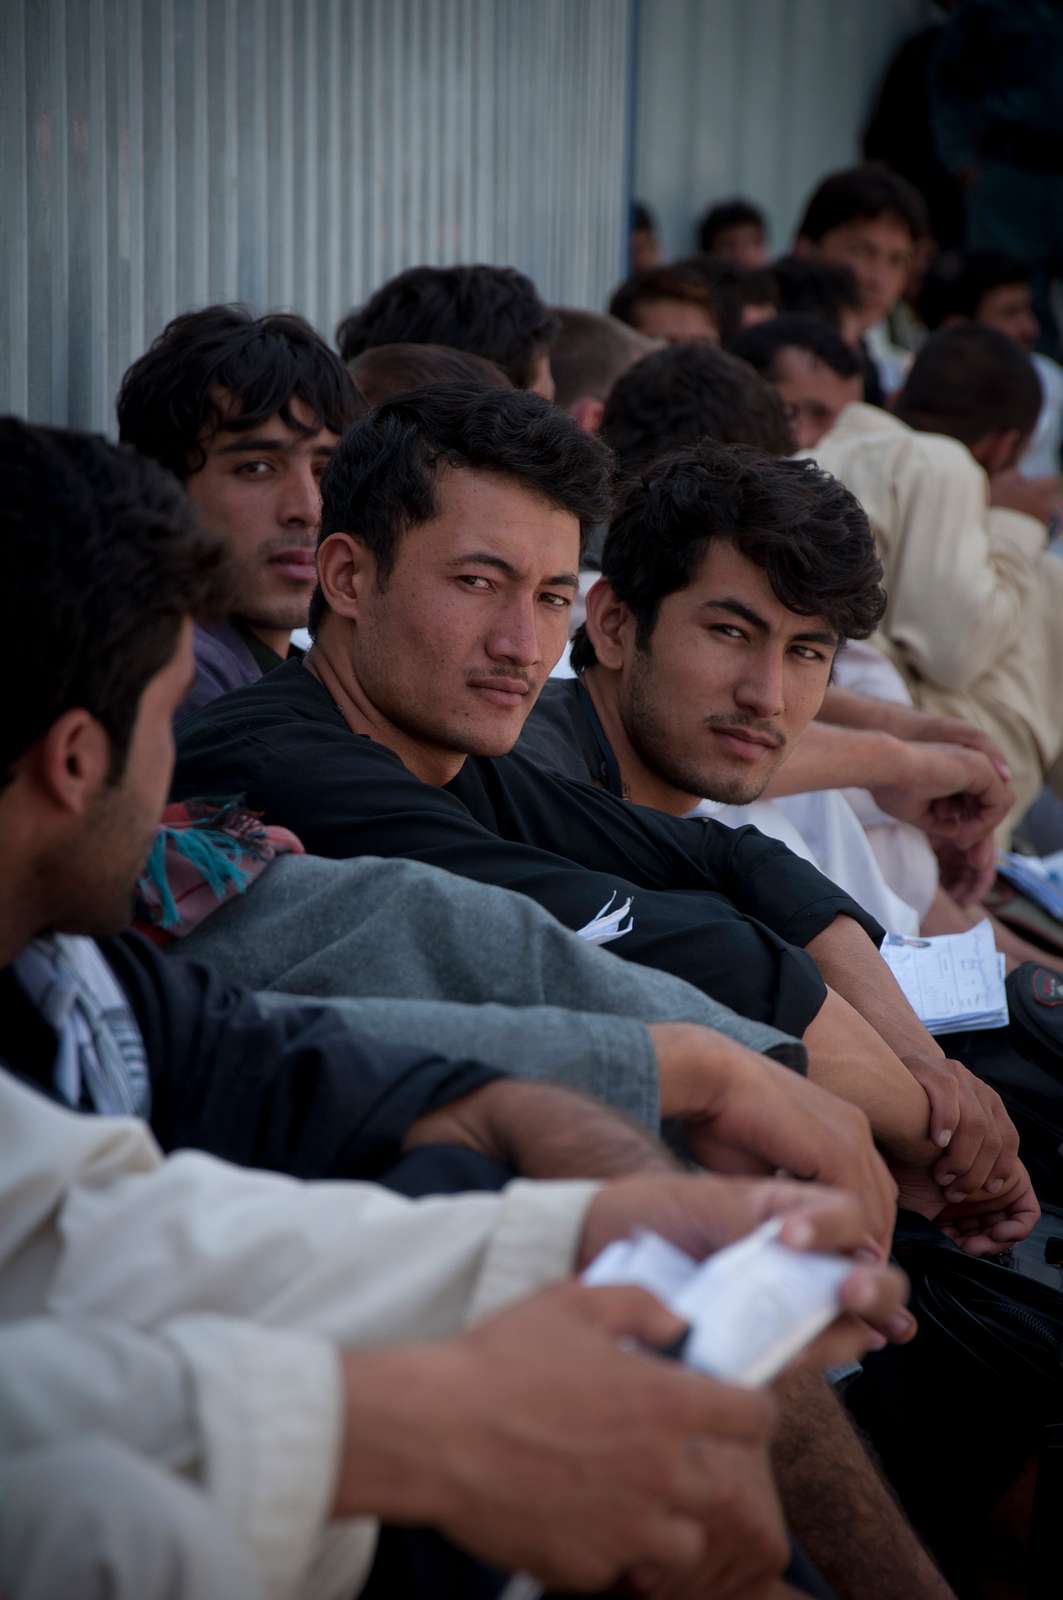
[803,988,936,1166]
[806,915,944,1067]
[817,684,912,736]
[763,723,909,799]
[405,1079,678,1180]
[772,1370,955,1600]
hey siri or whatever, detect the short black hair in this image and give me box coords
[770,255,862,327]
[335,265,559,390]
[894,323,1042,446]
[117,304,364,481]
[730,314,862,381]
[796,162,928,245]
[549,308,661,408]
[608,264,720,332]
[309,383,613,634]
[678,258,780,345]
[348,343,511,408]
[0,418,231,786]
[570,440,885,672]
[601,342,795,475]
[919,251,1032,331]
[697,198,767,255]
[632,200,657,234]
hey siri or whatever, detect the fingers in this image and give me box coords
[933,1073,1012,1200]
[574,1284,691,1348]
[742,1180,868,1256]
[903,1054,958,1151]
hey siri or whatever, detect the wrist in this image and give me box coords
[333,1341,469,1523]
[650,1023,732,1119]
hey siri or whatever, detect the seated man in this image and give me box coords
[602,338,1043,960]
[548,306,660,436]
[117,305,366,720]
[0,419,908,1600]
[920,249,1063,479]
[792,162,928,397]
[173,383,1035,1251]
[335,262,559,399]
[607,262,721,344]
[698,196,770,268]
[730,314,864,451]
[808,322,1063,831]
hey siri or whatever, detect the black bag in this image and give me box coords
[939,963,1063,1206]
[846,1208,1063,1598]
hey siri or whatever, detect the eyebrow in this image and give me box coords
[447,551,579,589]
[702,597,838,647]
[213,434,336,457]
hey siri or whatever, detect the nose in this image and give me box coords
[278,464,321,530]
[734,649,785,721]
[486,597,544,669]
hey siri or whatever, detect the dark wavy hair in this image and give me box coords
[730,314,862,380]
[601,342,795,473]
[310,382,613,634]
[894,323,1042,446]
[335,265,559,390]
[697,197,767,255]
[569,439,884,671]
[796,162,928,245]
[1,418,231,785]
[607,263,721,333]
[117,304,364,481]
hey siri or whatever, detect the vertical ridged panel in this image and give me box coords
[635,0,932,259]
[3,0,632,430]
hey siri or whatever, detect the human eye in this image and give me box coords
[709,622,746,641]
[539,591,571,610]
[234,458,274,477]
[456,574,493,591]
[791,643,828,663]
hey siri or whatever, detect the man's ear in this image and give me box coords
[584,578,633,671]
[32,710,112,817]
[971,429,1023,474]
[316,532,375,621]
[569,396,606,435]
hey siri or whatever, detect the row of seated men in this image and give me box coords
[4,167,1062,1600]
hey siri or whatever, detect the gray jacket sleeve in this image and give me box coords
[185,853,807,1078]
[256,992,663,1130]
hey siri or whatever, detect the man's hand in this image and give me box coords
[404,1077,678,1179]
[891,1154,1040,1256]
[651,1023,897,1253]
[580,1173,914,1362]
[891,708,1012,782]
[867,740,1013,849]
[989,468,1063,528]
[900,1052,1020,1200]
[333,1281,789,1593]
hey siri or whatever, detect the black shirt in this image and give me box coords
[0,931,500,1180]
[173,660,885,1036]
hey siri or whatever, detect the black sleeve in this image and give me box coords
[101,933,503,1180]
[173,714,850,1033]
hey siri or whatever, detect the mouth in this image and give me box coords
[267,549,318,584]
[467,677,532,709]
[708,726,782,761]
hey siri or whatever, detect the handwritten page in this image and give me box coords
[880,919,1007,1034]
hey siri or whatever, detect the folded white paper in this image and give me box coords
[880,918,1008,1034]
[575,890,634,946]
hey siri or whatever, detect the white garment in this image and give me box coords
[0,1069,596,1600]
[692,793,919,936]
[832,642,940,922]
[1021,353,1063,478]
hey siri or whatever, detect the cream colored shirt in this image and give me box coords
[805,404,1063,824]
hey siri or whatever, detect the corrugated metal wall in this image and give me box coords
[635,0,932,259]
[2,0,633,432]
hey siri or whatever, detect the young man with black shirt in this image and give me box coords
[172,383,1034,1251]
[117,304,366,720]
